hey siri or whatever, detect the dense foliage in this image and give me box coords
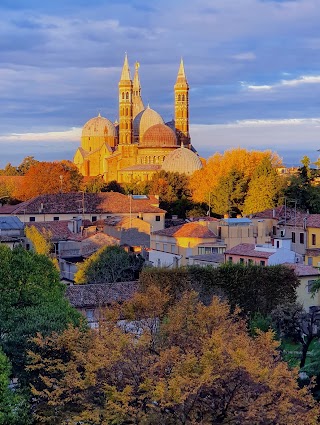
[0,245,81,381]
[28,287,319,424]
[139,263,300,316]
[74,245,144,284]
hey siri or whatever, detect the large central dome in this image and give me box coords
[161,146,203,175]
[81,114,117,151]
[140,123,177,148]
[133,106,164,141]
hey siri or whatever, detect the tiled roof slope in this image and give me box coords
[0,193,166,215]
[25,221,74,240]
[225,243,274,259]
[283,263,320,277]
[153,222,217,238]
[251,206,298,220]
[65,281,138,307]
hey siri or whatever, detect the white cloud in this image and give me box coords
[232,52,256,61]
[0,127,81,143]
[244,75,320,92]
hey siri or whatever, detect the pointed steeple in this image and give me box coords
[176,58,188,85]
[132,61,144,119]
[120,53,131,81]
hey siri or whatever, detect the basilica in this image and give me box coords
[73,55,203,183]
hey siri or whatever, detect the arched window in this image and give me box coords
[182,94,185,101]
[126,92,129,100]
[122,92,125,100]
[126,107,128,116]
[178,94,181,101]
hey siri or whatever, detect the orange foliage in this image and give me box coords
[28,288,318,424]
[190,148,282,203]
[13,160,83,201]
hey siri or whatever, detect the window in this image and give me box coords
[291,232,296,243]
[228,257,233,263]
[155,243,160,251]
[248,259,253,265]
[300,233,305,244]
[308,280,317,293]
[276,240,280,248]
[155,216,161,222]
[272,226,277,236]
[308,257,313,266]
[53,216,59,221]
[163,244,167,252]
[29,217,35,222]
[239,258,244,264]
[92,216,97,222]
[312,234,316,246]
[86,309,94,321]
[260,260,266,266]
[171,245,176,253]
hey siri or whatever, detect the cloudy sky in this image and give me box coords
[1,0,320,167]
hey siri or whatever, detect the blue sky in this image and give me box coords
[1,0,320,167]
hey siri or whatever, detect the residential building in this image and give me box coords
[225,239,302,266]
[0,192,166,232]
[0,216,24,249]
[150,220,226,267]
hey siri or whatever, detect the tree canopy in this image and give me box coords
[0,245,81,380]
[28,287,319,424]
[74,245,144,284]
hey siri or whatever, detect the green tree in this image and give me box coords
[0,245,82,381]
[243,157,284,214]
[211,169,248,216]
[74,245,144,284]
[0,349,31,425]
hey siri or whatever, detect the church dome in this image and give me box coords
[161,146,203,175]
[140,124,177,148]
[82,114,117,138]
[133,106,164,140]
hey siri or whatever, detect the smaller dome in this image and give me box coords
[162,146,203,175]
[82,114,116,138]
[133,106,164,140]
[140,124,177,148]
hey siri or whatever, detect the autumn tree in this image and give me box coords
[29,288,319,424]
[74,245,144,284]
[13,160,83,200]
[189,148,282,212]
[243,156,284,215]
[0,245,82,381]
[25,225,53,256]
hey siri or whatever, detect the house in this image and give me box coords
[186,253,224,267]
[65,281,138,328]
[225,238,302,266]
[0,216,24,249]
[149,220,226,267]
[0,192,166,231]
[283,263,320,311]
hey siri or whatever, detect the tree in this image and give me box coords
[243,157,284,215]
[25,225,53,256]
[29,288,319,424]
[13,160,83,200]
[74,245,144,284]
[0,245,82,381]
[16,156,39,175]
[0,349,31,425]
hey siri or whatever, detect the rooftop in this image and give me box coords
[0,192,166,215]
[283,263,320,277]
[153,222,217,238]
[225,243,274,259]
[0,216,24,230]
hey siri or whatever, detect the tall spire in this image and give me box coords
[120,53,131,81]
[132,61,144,119]
[176,57,188,84]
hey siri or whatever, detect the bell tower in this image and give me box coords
[119,53,133,145]
[174,58,189,144]
[132,61,144,119]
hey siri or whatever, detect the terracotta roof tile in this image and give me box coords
[65,281,138,308]
[25,221,74,240]
[0,193,166,215]
[153,222,217,238]
[225,243,274,259]
[283,263,320,277]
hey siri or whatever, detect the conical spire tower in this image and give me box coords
[174,58,189,144]
[119,53,133,144]
[132,61,144,119]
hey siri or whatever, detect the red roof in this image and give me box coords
[225,243,274,259]
[0,193,166,215]
[25,221,74,240]
[283,263,320,277]
[153,222,217,238]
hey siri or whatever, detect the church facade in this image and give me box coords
[73,55,202,183]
